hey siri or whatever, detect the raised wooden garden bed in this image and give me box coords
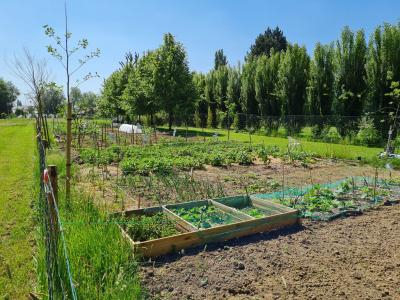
[115,196,299,257]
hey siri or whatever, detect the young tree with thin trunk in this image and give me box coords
[43,4,100,202]
[11,48,49,131]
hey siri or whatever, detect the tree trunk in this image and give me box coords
[65,4,72,204]
[66,101,72,202]
[168,112,173,130]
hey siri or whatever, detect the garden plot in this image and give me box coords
[253,177,400,220]
[166,199,249,229]
[214,195,285,218]
[115,198,298,257]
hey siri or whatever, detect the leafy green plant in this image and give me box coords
[80,148,97,164]
[301,185,340,212]
[335,179,352,194]
[174,205,236,229]
[356,117,380,146]
[276,125,287,137]
[236,150,254,165]
[299,126,314,141]
[257,146,272,165]
[208,153,225,167]
[124,213,179,241]
[323,126,342,143]
[240,207,265,218]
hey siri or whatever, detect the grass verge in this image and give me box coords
[0,119,36,298]
[37,147,142,299]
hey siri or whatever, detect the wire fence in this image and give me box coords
[48,112,394,150]
[36,118,77,300]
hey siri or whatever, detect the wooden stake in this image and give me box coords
[373,167,378,202]
[104,124,107,147]
[282,161,285,201]
[185,121,188,142]
[48,165,58,203]
[227,111,230,141]
[48,165,59,246]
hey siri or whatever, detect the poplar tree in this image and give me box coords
[205,70,217,128]
[308,42,335,115]
[240,59,258,123]
[334,27,367,116]
[193,72,208,127]
[366,23,400,113]
[255,50,281,117]
[214,66,229,125]
[227,65,243,129]
[277,44,310,115]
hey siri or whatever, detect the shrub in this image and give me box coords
[80,149,97,164]
[208,153,225,167]
[323,126,342,143]
[257,146,272,165]
[356,117,380,146]
[299,126,314,141]
[394,135,400,149]
[236,150,254,165]
[276,125,287,137]
[120,158,138,175]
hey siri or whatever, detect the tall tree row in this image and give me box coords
[99,33,195,129]
[100,22,400,130]
[255,50,281,117]
[366,23,400,114]
[334,27,367,116]
[308,43,335,115]
[0,79,19,116]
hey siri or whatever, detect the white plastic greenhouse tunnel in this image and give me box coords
[119,123,143,134]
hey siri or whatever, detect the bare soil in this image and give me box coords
[141,203,400,299]
[76,158,398,210]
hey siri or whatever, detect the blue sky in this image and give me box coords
[0,0,399,104]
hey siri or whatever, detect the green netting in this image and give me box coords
[252,176,400,221]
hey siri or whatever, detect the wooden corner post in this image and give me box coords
[48,165,59,244]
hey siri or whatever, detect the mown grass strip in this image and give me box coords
[0,119,36,298]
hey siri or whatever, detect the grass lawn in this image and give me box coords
[166,126,383,162]
[0,119,36,298]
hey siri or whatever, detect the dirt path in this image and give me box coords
[141,204,400,299]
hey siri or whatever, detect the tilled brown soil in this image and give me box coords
[141,204,400,299]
